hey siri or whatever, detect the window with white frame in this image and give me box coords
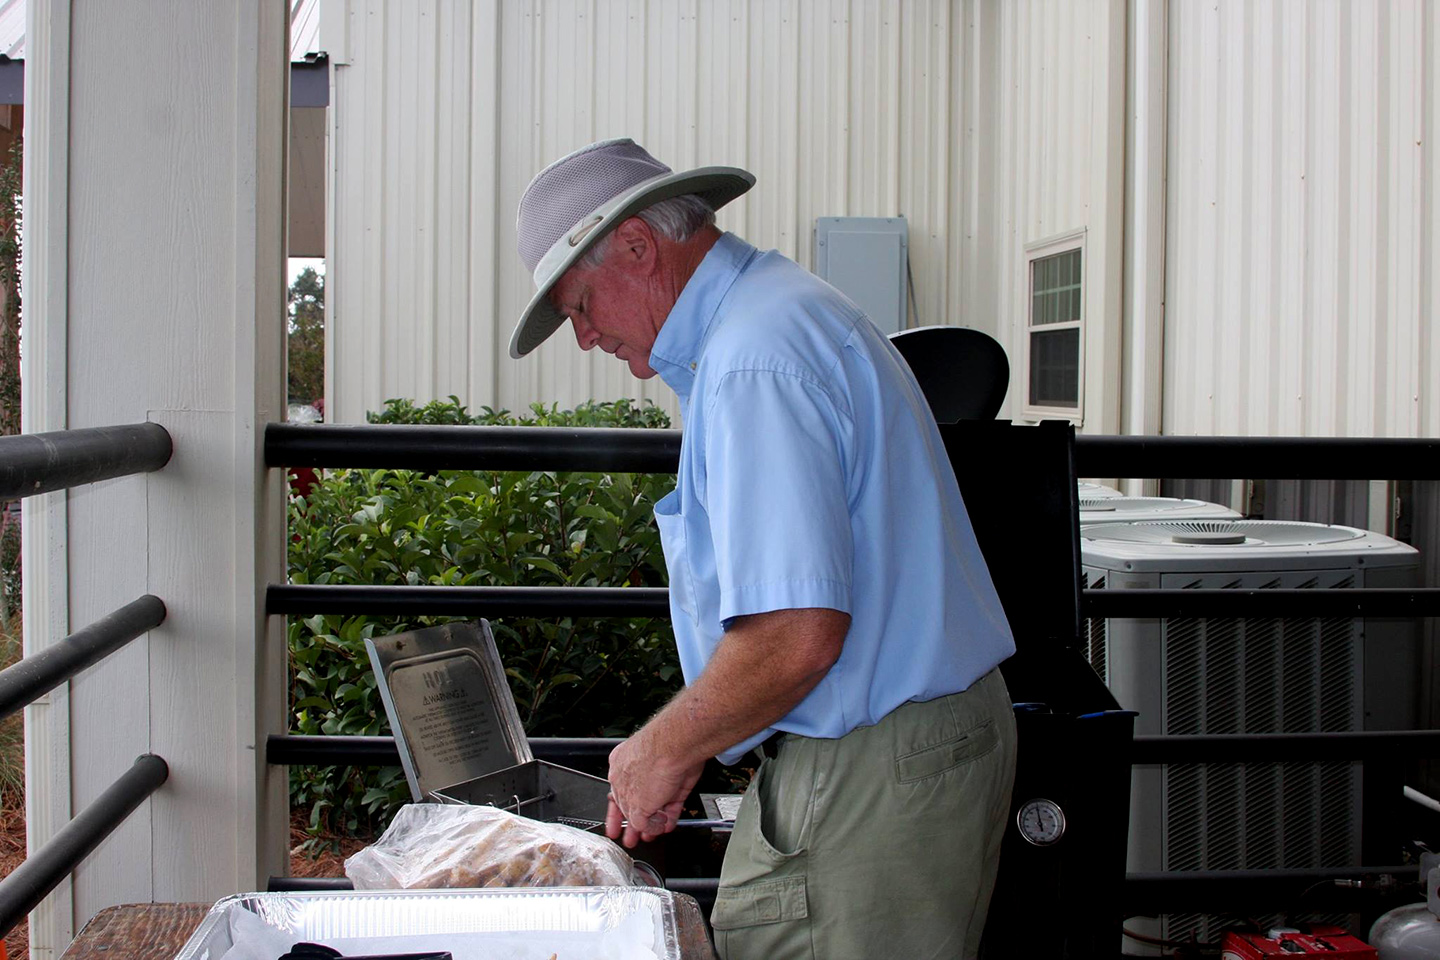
[1024,232,1084,417]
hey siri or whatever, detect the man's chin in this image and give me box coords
[628,358,658,379]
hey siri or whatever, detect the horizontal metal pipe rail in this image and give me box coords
[648,870,1421,917]
[1131,730,1440,764]
[1122,865,1418,915]
[267,584,669,618]
[269,730,1440,768]
[0,754,169,938]
[271,583,1438,620]
[263,423,1440,481]
[1074,434,1440,480]
[264,423,682,474]
[0,423,173,499]
[0,595,167,721]
[264,868,1418,917]
[266,734,618,768]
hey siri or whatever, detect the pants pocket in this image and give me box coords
[715,757,817,958]
[712,876,813,960]
[894,716,1000,784]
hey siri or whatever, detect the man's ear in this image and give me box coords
[611,217,656,273]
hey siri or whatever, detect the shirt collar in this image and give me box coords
[650,232,757,402]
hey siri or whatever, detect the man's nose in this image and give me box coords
[570,314,600,350]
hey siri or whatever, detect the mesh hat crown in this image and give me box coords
[509,138,754,359]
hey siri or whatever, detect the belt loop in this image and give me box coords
[758,732,786,760]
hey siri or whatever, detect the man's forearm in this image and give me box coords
[638,607,850,768]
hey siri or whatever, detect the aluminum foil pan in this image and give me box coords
[175,889,681,960]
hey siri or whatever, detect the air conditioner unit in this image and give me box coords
[1080,482,1123,499]
[1080,496,1241,526]
[1081,519,1422,947]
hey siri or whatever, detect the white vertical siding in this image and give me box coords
[329,0,1123,425]
[1163,0,1439,440]
[989,0,1127,431]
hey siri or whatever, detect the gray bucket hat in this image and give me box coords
[509,138,754,359]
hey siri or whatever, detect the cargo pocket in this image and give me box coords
[894,717,999,784]
[652,491,697,622]
[712,876,813,960]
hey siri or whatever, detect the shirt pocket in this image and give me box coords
[653,490,697,622]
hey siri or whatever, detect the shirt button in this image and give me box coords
[689,362,696,370]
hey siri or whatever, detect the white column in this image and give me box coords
[20,3,74,957]
[25,0,289,938]
[1121,0,1168,495]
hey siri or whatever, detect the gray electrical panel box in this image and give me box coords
[813,216,909,335]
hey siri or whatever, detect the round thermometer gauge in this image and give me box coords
[1016,798,1066,846]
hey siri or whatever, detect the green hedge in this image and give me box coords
[288,397,679,839]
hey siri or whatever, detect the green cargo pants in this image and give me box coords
[711,668,1016,960]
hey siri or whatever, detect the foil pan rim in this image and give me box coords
[174,887,682,960]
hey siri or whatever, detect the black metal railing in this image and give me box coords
[266,583,1440,621]
[267,584,668,619]
[0,595,167,721]
[0,755,169,937]
[265,422,681,474]
[263,422,1440,920]
[0,423,175,939]
[265,424,1440,480]
[266,734,616,768]
[0,423,173,499]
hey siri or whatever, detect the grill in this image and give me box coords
[364,621,614,826]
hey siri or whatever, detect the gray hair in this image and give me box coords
[579,193,716,269]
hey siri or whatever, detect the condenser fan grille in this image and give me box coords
[1085,520,1366,548]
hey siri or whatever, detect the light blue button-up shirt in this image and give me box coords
[648,233,1014,765]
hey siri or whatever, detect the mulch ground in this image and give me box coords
[2,786,27,960]
[286,813,372,880]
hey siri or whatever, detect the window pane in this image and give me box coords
[1031,247,1083,326]
[1029,328,1080,407]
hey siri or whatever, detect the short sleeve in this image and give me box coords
[703,369,854,624]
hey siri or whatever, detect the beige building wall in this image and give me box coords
[324,0,1126,426]
[1162,0,1440,441]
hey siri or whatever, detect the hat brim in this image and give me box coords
[508,165,755,359]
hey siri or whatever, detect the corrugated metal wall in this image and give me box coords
[1163,0,1439,441]
[991,0,1126,432]
[325,0,1125,426]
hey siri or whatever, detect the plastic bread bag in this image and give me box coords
[344,803,640,890]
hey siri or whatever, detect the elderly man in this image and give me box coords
[510,139,1017,959]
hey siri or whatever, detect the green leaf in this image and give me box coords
[521,556,566,580]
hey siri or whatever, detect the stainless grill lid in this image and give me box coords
[365,620,532,802]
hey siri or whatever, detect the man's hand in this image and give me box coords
[605,733,704,848]
[603,608,849,848]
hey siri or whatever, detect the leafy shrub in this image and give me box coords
[288,397,679,839]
